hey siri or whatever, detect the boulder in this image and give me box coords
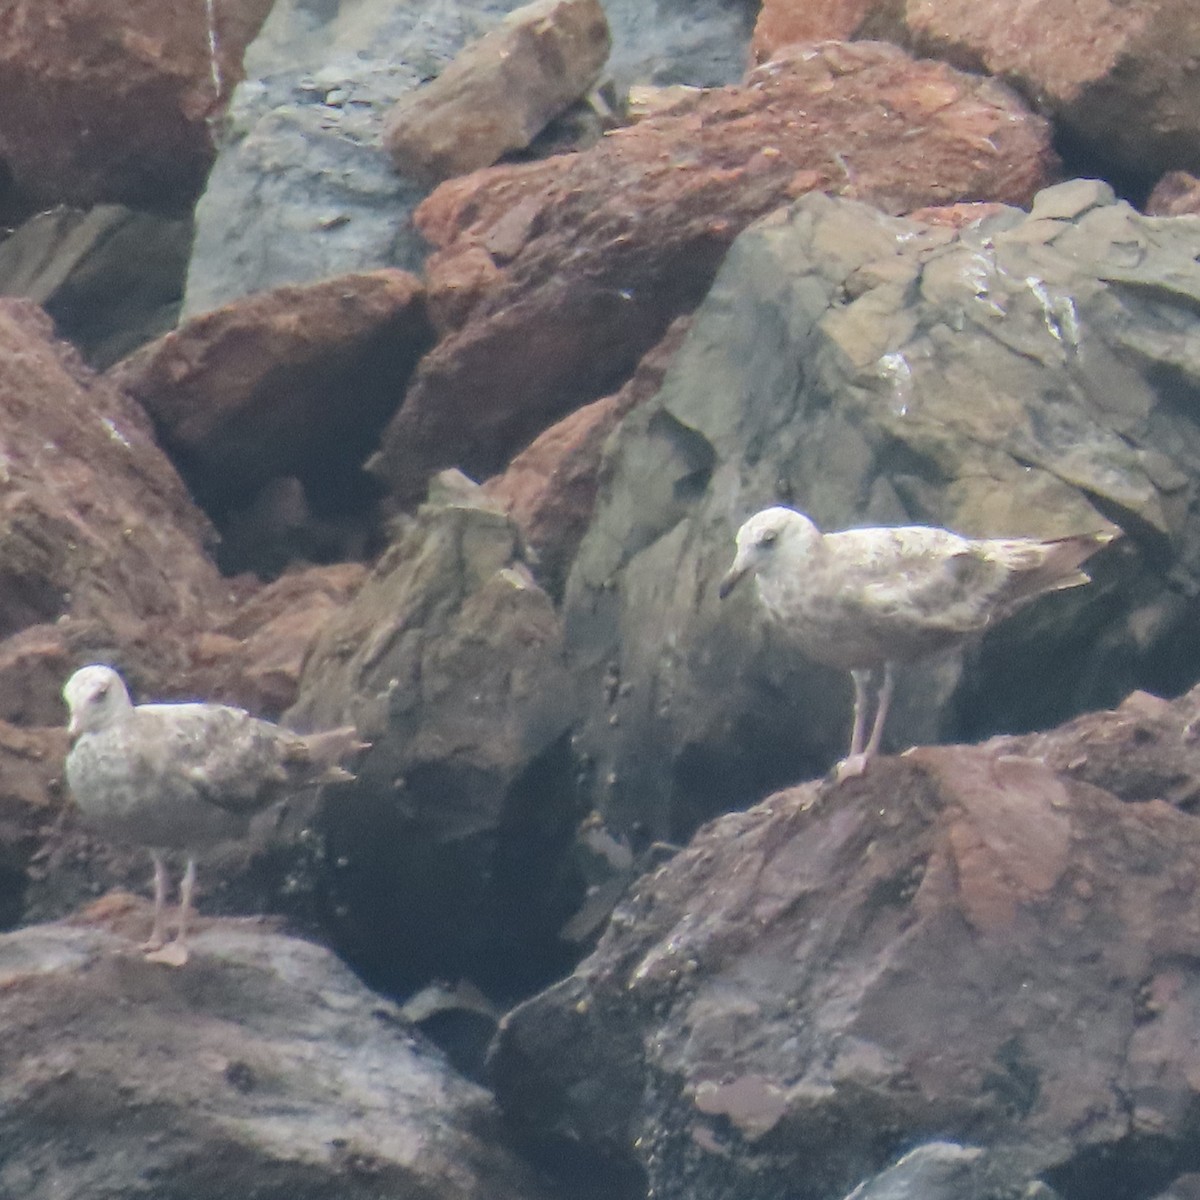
[562,180,1196,843]
[183,0,758,317]
[484,317,690,598]
[181,1,540,318]
[0,0,273,218]
[369,41,1055,505]
[1146,170,1200,216]
[757,0,1200,186]
[0,204,191,368]
[383,0,612,184]
[891,0,1200,185]
[0,918,558,1200]
[492,743,1200,1200]
[109,269,433,535]
[751,0,875,62]
[0,300,230,716]
[286,475,582,996]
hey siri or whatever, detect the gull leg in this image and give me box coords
[139,853,169,952]
[863,662,896,760]
[145,856,194,968]
[848,669,871,757]
[837,670,874,782]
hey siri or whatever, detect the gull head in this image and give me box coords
[63,665,133,738]
[719,506,821,599]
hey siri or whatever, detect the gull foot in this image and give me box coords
[834,753,871,783]
[139,935,167,953]
[144,941,189,967]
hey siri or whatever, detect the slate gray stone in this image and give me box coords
[286,473,582,995]
[0,204,190,367]
[183,0,756,316]
[564,181,1200,840]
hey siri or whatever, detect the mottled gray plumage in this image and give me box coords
[63,664,363,964]
[720,506,1115,774]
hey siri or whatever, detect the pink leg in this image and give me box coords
[863,662,895,759]
[145,857,194,968]
[848,669,871,758]
[140,853,169,952]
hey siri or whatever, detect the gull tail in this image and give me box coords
[999,528,1118,606]
[298,725,370,784]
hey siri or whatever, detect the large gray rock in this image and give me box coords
[182,0,524,317]
[564,179,1196,841]
[286,475,581,995]
[0,919,557,1200]
[183,0,756,316]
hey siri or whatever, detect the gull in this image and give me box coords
[719,506,1115,778]
[63,664,364,966]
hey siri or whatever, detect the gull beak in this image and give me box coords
[718,563,749,600]
[67,714,80,738]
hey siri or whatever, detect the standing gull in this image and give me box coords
[63,664,364,966]
[719,506,1114,778]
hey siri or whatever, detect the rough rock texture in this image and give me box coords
[562,180,1200,844]
[182,1,539,318]
[601,0,756,90]
[286,476,582,996]
[383,0,612,184]
[491,745,1200,1200]
[0,0,274,219]
[370,40,1056,505]
[0,919,558,1200]
[196,563,369,719]
[109,269,433,533]
[1146,170,1200,216]
[751,0,875,62]
[862,0,1200,186]
[183,0,757,317]
[0,300,231,717]
[988,687,1200,813]
[484,317,689,598]
[0,204,191,369]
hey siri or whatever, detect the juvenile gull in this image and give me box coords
[63,664,364,966]
[719,506,1115,778]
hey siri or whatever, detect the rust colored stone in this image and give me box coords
[0,0,273,216]
[371,41,1054,505]
[751,0,875,63]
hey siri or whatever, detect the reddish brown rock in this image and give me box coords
[871,0,1200,183]
[383,0,611,184]
[494,745,1200,1198]
[484,317,689,596]
[988,686,1200,811]
[1146,170,1200,216]
[369,41,1055,505]
[108,270,434,519]
[751,0,875,62]
[0,300,230,716]
[0,0,274,217]
[198,562,369,718]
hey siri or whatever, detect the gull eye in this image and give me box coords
[95,684,109,701]
[759,530,778,548]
